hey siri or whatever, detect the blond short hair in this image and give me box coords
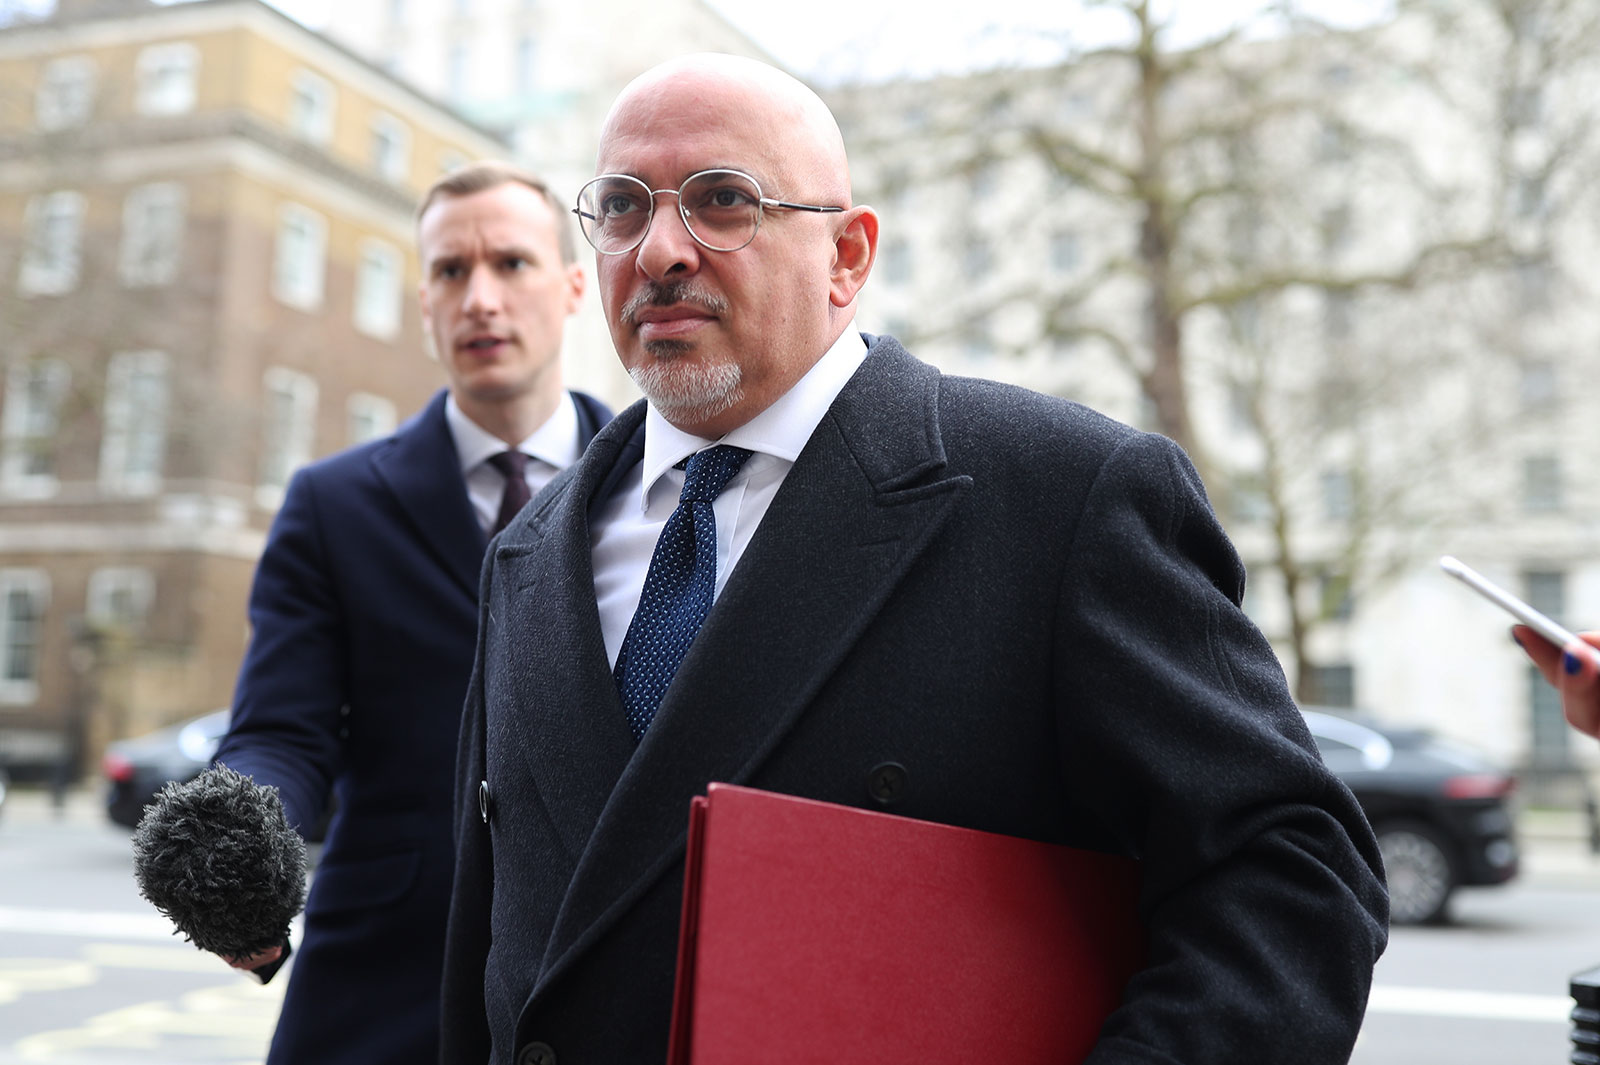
[416,160,576,265]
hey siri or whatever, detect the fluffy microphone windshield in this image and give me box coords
[131,765,307,960]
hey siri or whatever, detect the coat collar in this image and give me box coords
[498,336,974,994]
[369,390,485,598]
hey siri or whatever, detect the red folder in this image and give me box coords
[667,784,1146,1065]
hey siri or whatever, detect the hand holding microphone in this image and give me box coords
[131,765,308,983]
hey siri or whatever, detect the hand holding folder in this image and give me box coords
[668,784,1146,1065]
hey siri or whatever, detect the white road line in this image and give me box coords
[1368,984,1571,1023]
[0,906,303,945]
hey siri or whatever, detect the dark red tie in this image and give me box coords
[486,451,531,536]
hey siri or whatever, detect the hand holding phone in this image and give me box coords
[1439,555,1600,667]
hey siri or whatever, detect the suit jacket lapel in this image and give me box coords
[370,390,484,598]
[487,404,646,869]
[535,339,971,991]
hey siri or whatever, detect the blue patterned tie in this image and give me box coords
[615,445,753,740]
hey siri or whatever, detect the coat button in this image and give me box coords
[479,780,492,824]
[518,1041,556,1065]
[867,762,908,806]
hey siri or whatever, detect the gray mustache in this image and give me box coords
[621,282,729,325]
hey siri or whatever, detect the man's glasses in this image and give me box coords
[573,169,844,255]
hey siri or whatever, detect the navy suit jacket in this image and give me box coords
[441,336,1388,1065]
[215,387,609,1065]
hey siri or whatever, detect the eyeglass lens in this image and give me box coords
[577,170,764,254]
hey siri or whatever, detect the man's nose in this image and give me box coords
[462,264,502,314]
[635,192,701,280]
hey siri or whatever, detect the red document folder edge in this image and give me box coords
[667,783,1146,1065]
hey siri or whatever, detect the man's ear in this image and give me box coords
[828,206,879,309]
[565,262,586,315]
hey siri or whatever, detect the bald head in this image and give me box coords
[598,54,852,205]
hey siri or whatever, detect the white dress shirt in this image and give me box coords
[446,391,582,535]
[591,324,869,667]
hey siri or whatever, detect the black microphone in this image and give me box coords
[131,765,308,983]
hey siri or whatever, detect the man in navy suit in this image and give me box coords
[211,161,609,1065]
[442,57,1386,1064]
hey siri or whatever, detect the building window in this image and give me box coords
[100,351,170,495]
[273,204,327,311]
[0,571,48,704]
[258,368,318,503]
[1523,454,1562,512]
[514,35,536,96]
[288,68,336,145]
[439,150,469,176]
[353,239,404,340]
[968,162,998,199]
[370,112,412,183]
[1323,291,1353,344]
[447,42,470,102]
[962,234,991,276]
[1529,665,1571,766]
[119,182,186,287]
[1049,230,1080,274]
[86,567,154,630]
[347,393,397,446]
[1318,572,1354,622]
[881,237,911,285]
[18,190,85,296]
[36,55,96,131]
[1523,569,1566,620]
[1519,360,1557,410]
[1,361,69,496]
[135,43,199,116]
[1321,468,1354,521]
[1321,203,1353,256]
[961,315,994,360]
[1227,474,1271,525]
[1304,663,1355,708]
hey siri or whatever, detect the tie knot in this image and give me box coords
[486,450,529,480]
[679,445,752,504]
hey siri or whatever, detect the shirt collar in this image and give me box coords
[637,322,868,511]
[446,391,581,474]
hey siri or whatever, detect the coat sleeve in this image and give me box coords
[213,467,345,836]
[1055,432,1388,1065]
[438,549,496,1065]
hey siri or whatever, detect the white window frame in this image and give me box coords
[136,42,199,116]
[1,360,69,497]
[370,112,412,183]
[18,190,85,297]
[272,203,328,311]
[100,350,171,496]
[36,55,96,131]
[119,182,186,288]
[258,367,318,506]
[347,392,397,446]
[288,68,336,146]
[0,569,49,705]
[353,238,404,340]
[86,567,155,630]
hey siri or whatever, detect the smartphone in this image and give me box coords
[1439,555,1595,662]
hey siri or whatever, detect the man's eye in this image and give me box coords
[601,195,642,217]
[502,256,527,271]
[437,264,465,281]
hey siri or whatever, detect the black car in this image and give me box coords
[1303,709,1518,925]
[102,708,231,829]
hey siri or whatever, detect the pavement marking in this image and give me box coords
[1368,984,1571,1023]
[12,981,280,1059]
[0,906,303,947]
[0,907,172,942]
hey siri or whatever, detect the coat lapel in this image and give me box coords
[370,390,484,598]
[487,405,646,867]
[534,339,972,991]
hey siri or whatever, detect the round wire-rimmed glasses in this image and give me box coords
[573,168,845,255]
